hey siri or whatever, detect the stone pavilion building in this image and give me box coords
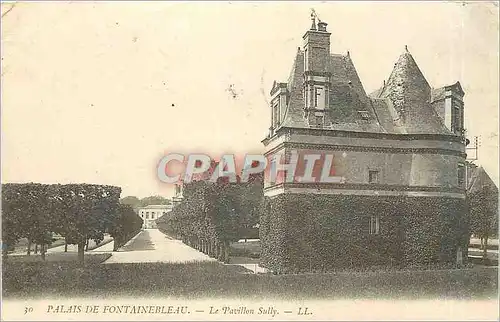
[260,15,469,273]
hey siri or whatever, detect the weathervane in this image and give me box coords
[310,8,321,23]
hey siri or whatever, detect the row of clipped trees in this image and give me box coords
[157,173,263,263]
[2,183,143,263]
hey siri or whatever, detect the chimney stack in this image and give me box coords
[317,21,328,32]
[303,13,331,72]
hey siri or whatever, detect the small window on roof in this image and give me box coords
[358,111,370,120]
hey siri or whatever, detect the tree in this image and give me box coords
[2,183,139,264]
[1,184,24,257]
[108,204,143,251]
[235,172,263,241]
[467,166,499,260]
[120,196,140,209]
[138,195,171,207]
[156,170,264,264]
[45,184,121,264]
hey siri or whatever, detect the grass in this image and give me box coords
[8,236,113,255]
[3,252,112,263]
[3,259,497,300]
[9,237,66,254]
[230,240,261,259]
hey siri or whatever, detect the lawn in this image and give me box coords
[4,252,111,263]
[9,237,66,254]
[230,240,260,258]
[3,258,497,300]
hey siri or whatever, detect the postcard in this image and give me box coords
[1,1,498,321]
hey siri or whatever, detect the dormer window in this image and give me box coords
[272,100,280,127]
[452,101,463,133]
[314,85,325,109]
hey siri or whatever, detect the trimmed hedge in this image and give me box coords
[2,184,142,262]
[260,194,468,274]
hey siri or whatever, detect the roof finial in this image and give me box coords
[347,50,350,57]
[405,45,409,53]
[383,80,386,86]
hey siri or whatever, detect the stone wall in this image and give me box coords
[259,193,468,273]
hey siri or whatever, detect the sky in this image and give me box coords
[1,1,498,198]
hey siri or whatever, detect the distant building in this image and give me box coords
[172,184,184,208]
[137,204,173,229]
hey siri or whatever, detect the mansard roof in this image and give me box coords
[276,46,460,135]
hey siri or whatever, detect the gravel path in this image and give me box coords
[103,229,216,264]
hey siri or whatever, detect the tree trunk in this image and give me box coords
[208,241,213,257]
[77,241,85,264]
[64,238,68,252]
[85,239,90,252]
[113,237,119,251]
[41,244,46,261]
[223,241,230,264]
[215,242,220,259]
[27,239,32,256]
[34,244,38,254]
[483,235,489,260]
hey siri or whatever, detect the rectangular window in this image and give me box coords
[305,49,308,70]
[368,170,380,184]
[315,115,324,128]
[452,102,462,132]
[457,163,465,187]
[146,214,149,219]
[370,216,380,235]
[273,101,279,127]
[314,86,325,109]
[304,86,308,108]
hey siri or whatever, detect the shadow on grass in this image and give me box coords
[4,253,111,263]
[3,258,497,301]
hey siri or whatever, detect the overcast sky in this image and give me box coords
[1,1,498,198]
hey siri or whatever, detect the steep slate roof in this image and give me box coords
[281,51,384,132]
[468,166,499,192]
[278,47,456,135]
[431,87,446,102]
